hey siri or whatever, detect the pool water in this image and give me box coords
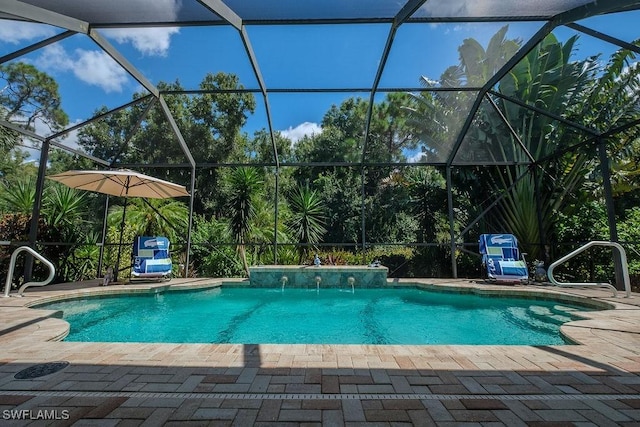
[40,287,590,345]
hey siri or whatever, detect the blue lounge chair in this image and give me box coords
[132,236,172,280]
[479,234,528,283]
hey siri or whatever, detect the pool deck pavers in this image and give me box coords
[2,278,640,426]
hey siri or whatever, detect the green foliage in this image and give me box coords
[225,167,264,275]
[405,167,448,242]
[314,170,362,244]
[405,27,520,163]
[616,207,640,281]
[555,200,611,283]
[409,28,606,261]
[191,215,243,277]
[0,176,36,214]
[44,184,87,229]
[287,184,327,262]
[61,231,100,282]
[107,198,189,244]
[0,179,94,284]
[77,74,256,217]
[245,196,286,266]
[0,62,68,132]
[244,129,293,163]
[0,213,31,288]
[225,167,264,242]
[41,185,91,282]
[102,222,136,279]
[314,246,412,270]
[583,41,640,200]
[365,170,416,244]
[312,246,437,278]
[0,147,33,180]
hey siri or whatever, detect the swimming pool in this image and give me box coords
[38,286,593,345]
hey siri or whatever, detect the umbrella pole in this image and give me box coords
[97,196,109,278]
[114,199,127,282]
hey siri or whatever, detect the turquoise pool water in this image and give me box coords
[39,287,590,345]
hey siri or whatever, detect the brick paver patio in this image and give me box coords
[2,278,640,426]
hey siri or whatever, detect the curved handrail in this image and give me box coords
[547,241,630,298]
[2,246,56,298]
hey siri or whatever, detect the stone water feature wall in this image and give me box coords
[248,265,389,288]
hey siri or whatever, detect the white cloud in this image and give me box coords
[73,49,129,92]
[36,44,70,70]
[0,20,56,44]
[36,44,129,93]
[280,122,322,143]
[102,27,180,57]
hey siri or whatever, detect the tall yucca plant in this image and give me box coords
[288,184,327,263]
[0,177,36,214]
[226,167,263,276]
[44,184,87,229]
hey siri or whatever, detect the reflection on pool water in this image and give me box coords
[38,287,592,345]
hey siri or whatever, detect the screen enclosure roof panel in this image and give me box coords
[6,0,638,26]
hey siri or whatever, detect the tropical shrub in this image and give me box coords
[191,215,243,278]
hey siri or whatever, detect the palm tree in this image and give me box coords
[404,167,452,275]
[246,196,289,265]
[287,184,327,263]
[225,167,263,276]
[406,26,521,163]
[405,167,448,243]
[108,198,189,241]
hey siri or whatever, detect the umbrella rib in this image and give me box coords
[129,180,166,198]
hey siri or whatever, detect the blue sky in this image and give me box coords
[0,9,638,160]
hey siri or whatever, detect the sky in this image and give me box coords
[0,8,638,163]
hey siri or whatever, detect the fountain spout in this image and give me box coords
[348,276,355,293]
[281,275,288,291]
[315,275,321,293]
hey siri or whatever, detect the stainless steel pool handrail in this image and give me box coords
[2,246,56,298]
[547,241,630,298]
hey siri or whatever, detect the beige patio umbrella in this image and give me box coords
[48,169,189,281]
[47,169,189,199]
